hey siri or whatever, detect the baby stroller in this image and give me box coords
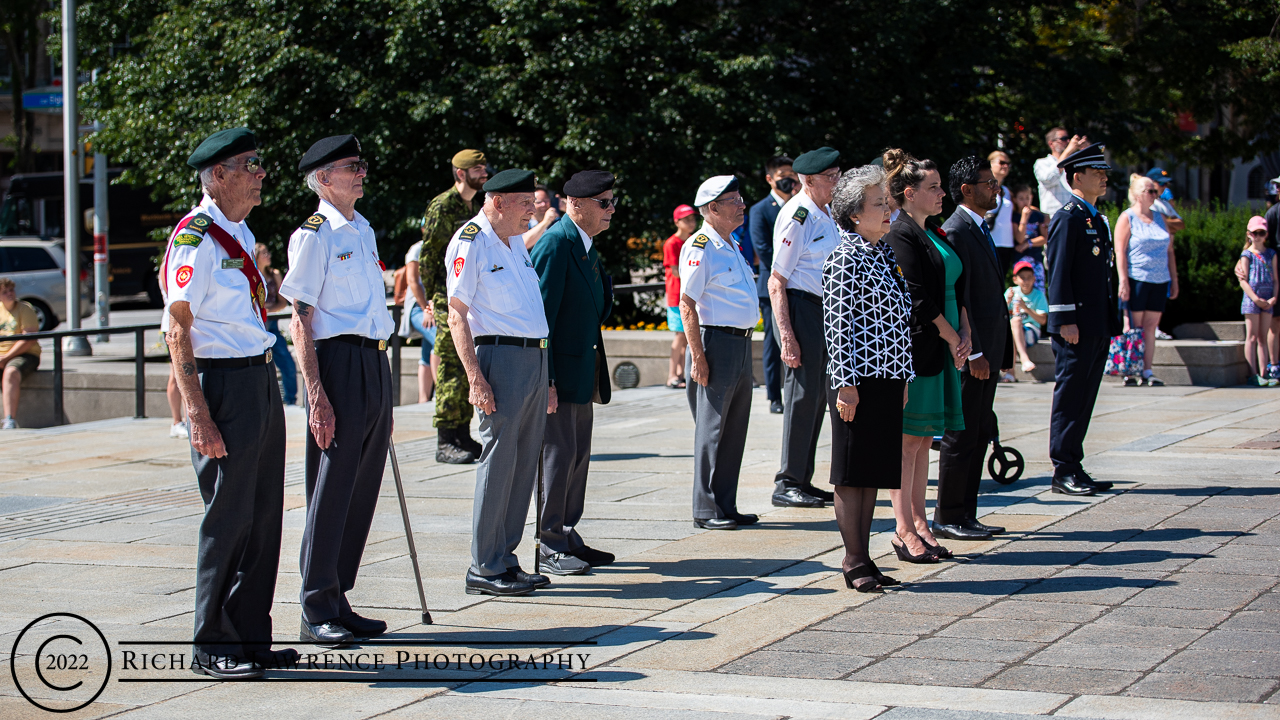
[930,408,1024,485]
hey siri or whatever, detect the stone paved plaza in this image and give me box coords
[1,379,1279,719]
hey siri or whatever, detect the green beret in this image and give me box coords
[483,169,536,194]
[793,147,841,175]
[187,128,257,170]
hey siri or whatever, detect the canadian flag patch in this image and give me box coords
[688,260,700,266]
[176,266,194,288]
[453,257,465,276]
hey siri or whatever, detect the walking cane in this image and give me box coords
[534,445,544,575]
[389,438,432,625]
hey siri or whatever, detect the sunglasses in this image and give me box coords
[331,160,369,173]
[587,197,618,210]
[1051,136,1069,143]
[1249,230,1268,237]
[223,157,264,173]
[1144,189,1159,195]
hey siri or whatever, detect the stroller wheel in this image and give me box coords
[988,444,1024,484]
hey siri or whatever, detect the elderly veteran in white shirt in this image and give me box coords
[281,134,396,649]
[680,175,761,531]
[445,168,553,598]
[768,146,841,510]
[162,127,290,680]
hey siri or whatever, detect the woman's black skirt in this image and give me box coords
[827,377,906,489]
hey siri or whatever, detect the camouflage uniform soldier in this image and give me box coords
[420,149,489,463]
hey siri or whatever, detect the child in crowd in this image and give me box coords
[1006,260,1047,375]
[1012,184,1046,290]
[1239,216,1278,386]
[663,205,699,388]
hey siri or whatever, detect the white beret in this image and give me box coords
[694,175,740,207]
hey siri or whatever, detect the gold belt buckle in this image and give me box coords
[265,348,273,364]
[539,339,547,349]
[378,339,387,351]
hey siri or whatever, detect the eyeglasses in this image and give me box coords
[817,169,841,181]
[331,160,369,173]
[713,196,745,207]
[587,197,618,210]
[222,157,263,173]
[966,178,999,189]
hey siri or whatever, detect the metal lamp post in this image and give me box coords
[62,0,90,356]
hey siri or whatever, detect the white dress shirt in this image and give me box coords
[279,199,395,341]
[1034,154,1073,218]
[160,195,275,358]
[679,223,760,329]
[772,191,838,296]
[989,186,1014,249]
[445,210,549,339]
[575,221,593,253]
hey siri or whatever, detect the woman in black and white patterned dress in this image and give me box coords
[823,165,915,593]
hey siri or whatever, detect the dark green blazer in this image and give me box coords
[530,215,614,405]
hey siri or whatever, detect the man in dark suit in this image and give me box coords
[748,155,797,414]
[934,156,1009,542]
[530,170,616,574]
[1046,143,1120,496]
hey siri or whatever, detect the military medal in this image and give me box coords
[1092,246,1100,256]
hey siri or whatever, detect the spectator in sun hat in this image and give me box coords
[1144,167,1185,233]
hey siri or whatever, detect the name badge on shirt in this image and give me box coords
[221,258,244,269]
[1086,229,1098,235]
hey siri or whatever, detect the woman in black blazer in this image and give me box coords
[881,151,972,564]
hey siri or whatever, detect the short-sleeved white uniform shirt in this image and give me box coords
[445,211,549,339]
[679,223,760,329]
[279,199,394,341]
[771,191,838,296]
[160,195,275,358]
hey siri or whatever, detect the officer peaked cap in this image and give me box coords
[188,128,257,170]
[1057,142,1110,172]
[563,170,615,198]
[694,175,739,206]
[483,169,536,193]
[299,134,361,172]
[793,147,841,175]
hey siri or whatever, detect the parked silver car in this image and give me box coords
[0,237,93,330]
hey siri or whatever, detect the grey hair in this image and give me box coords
[831,165,887,233]
[698,204,712,218]
[305,163,337,195]
[198,165,217,195]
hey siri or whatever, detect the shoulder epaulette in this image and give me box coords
[793,207,809,224]
[300,214,326,232]
[173,213,214,247]
[691,234,709,249]
[459,222,481,243]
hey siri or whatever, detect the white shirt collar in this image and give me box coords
[315,198,363,231]
[770,190,786,206]
[570,217,594,252]
[959,204,987,228]
[799,189,831,218]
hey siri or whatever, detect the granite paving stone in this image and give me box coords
[982,665,1141,695]
[1124,672,1279,703]
[893,637,1042,663]
[769,629,916,657]
[717,649,868,679]
[850,658,1007,687]
[1154,648,1280,678]
[1024,642,1177,671]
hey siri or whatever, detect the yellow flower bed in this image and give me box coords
[601,322,669,331]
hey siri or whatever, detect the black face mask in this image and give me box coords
[775,177,798,194]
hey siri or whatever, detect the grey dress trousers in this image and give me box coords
[298,339,392,623]
[775,290,827,493]
[472,344,548,576]
[686,327,755,520]
[192,361,286,663]
[540,400,594,555]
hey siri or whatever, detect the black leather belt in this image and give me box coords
[196,351,271,369]
[787,289,821,304]
[323,334,388,351]
[474,335,547,348]
[705,325,754,337]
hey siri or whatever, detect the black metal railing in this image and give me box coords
[20,303,405,426]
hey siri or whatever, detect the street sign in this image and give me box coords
[22,87,63,113]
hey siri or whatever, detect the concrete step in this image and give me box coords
[1172,320,1245,341]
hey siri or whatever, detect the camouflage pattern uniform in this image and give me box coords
[419,186,475,431]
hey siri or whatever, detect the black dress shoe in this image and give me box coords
[769,401,784,414]
[465,569,535,596]
[728,512,759,526]
[801,485,835,504]
[960,517,1005,535]
[1075,470,1113,491]
[300,618,354,648]
[569,545,615,567]
[252,648,300,668]
[771,488,824,508]
[1051,474,1096,496]
[192,655,263,680]
[693,517,737,530]
[340,612,388,638]
[508,565,551,588]
[932,522,992,541]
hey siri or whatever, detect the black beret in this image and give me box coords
[298,134,361,172]
[563,170,615,198]
[483,169,536,194]
[792,147,841,175]
[187,128,257,170]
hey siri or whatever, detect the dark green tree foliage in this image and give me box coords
[76,0,1280,277]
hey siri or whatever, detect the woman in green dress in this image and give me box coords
[882,150,972,563]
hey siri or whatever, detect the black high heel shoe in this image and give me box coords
[892,532,940,564]
[843,565,884,593]
[919,535,953,559]
[868,560,900,587]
